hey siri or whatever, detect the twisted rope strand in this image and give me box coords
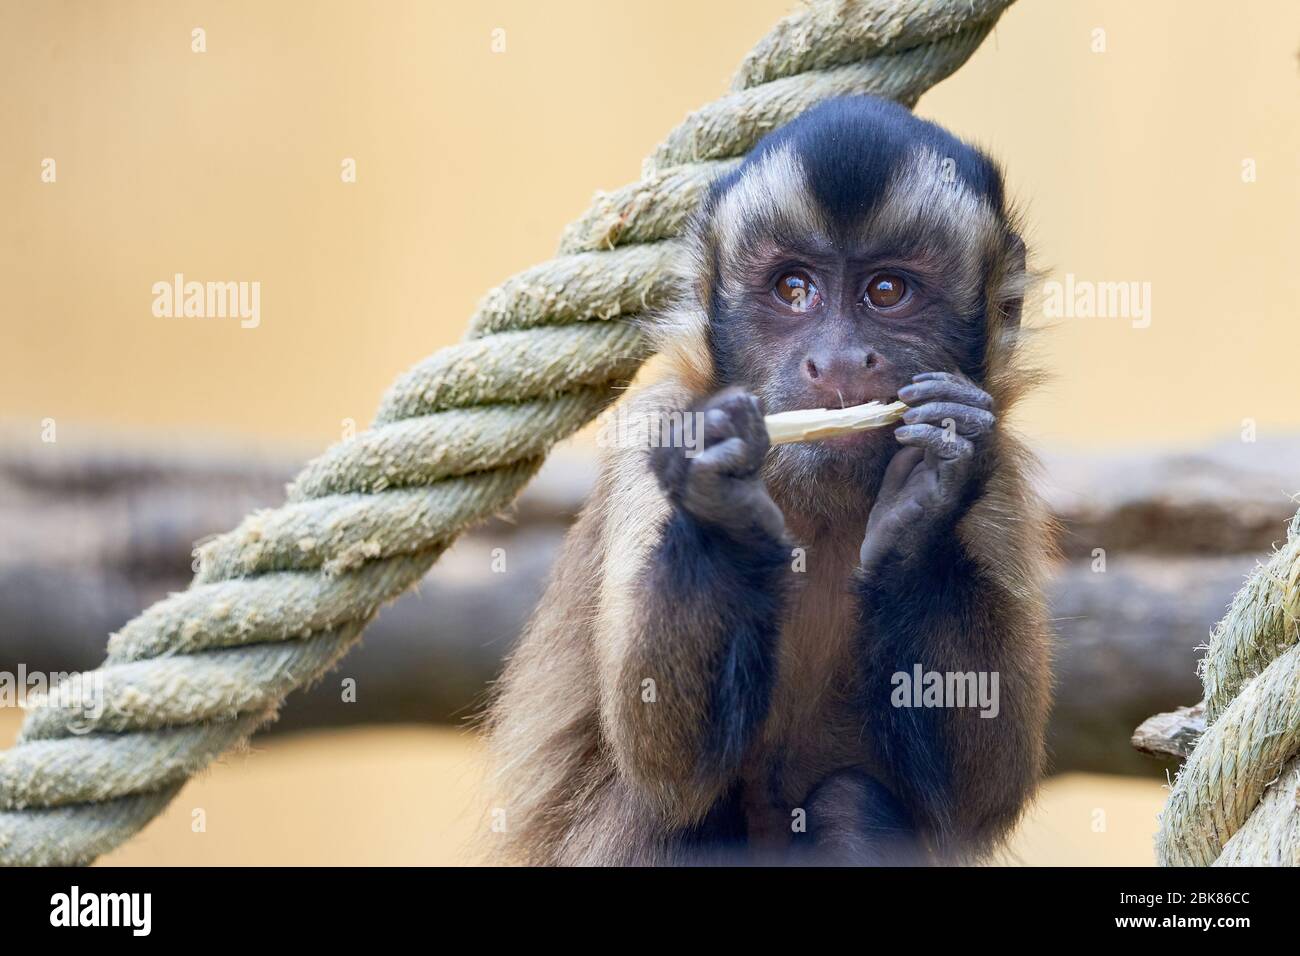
[1157,511,1300,866]
[0,0,1014,865]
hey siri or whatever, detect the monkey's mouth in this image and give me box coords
[772,394,901,416]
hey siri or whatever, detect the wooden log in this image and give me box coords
[0,536,1246,773]
[1038,437,1300,558]
[2,435,1297,775]
[1132,703,1206,761]
[1047,557,1248,775]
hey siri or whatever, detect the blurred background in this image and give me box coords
[1,0,1297,864]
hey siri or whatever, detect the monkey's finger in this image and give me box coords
[701,386,761,419]
[693,436,760,478]
[705,389,765,439]
[876,446,925,503]
[894,423,974,462]
[700,407,739,449]
[900,402,995,438]
[696,386,754,438]
[898,374,993,411]
[649,441,687,492]
[860,498,925,570]
[728,395,771,457]
[934,450,977,501]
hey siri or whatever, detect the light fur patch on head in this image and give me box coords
[863,146,1002,310]
[709,144,830,303]
[643,146,828,397]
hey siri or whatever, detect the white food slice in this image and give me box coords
[764,400,908,446]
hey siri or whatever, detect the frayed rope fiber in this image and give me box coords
[0,0,1014,865]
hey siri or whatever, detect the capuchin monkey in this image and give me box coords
[485,95,1052,865]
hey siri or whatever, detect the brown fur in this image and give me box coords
[483,113,1053,866]
[483,316,1052,866]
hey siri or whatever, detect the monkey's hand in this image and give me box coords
[859,372,995,572]
[650,387,786,542]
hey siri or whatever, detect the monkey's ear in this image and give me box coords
[997,233,1027,330]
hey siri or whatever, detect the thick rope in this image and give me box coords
[0,0,1014,866]
[1156,509,1300,866]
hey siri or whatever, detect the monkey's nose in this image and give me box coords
[801,348,888,405]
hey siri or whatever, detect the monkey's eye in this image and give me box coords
[773,271,821,313]
[864,273,908,310]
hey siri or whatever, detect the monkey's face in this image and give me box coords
[688,96,1023,505]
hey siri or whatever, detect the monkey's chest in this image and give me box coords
[758,565,872,796]
[737,575,871,850]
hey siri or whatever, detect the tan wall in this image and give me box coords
[3,0,1297,452]
[7,0,1289,867]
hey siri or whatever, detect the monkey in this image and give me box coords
[483,94,1052,866]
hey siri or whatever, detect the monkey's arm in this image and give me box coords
[857,517,1049,857]
[856,374,1050,858]
[595,387,794,826]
